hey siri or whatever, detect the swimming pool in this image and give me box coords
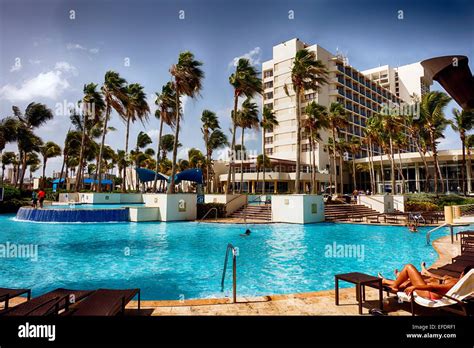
[0,215,462,300]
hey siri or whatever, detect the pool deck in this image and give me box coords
[131,234,460,316]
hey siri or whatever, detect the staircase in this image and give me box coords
[228,204,272,222]
[325,203,379,222]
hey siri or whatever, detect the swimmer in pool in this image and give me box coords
[240,229,251,237]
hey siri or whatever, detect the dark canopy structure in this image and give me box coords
[135,167,168,182]
[421,55,474,110]
[52,178,113,185]
[172,169,203,185]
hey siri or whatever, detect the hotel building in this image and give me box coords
[218,38,447,194]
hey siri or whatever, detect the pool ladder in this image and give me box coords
[221,243,237,303]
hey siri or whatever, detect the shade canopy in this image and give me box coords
[172,169,203,185]
[52,178,112,185]
[135,167,168,183]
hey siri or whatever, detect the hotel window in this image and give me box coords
[264,103,273,110]
[302,144,311,152]
[264,136,273,144]
[265,148,273,155]
[264,81,273,89]
[304,92,316,101]
[264,70,273,78]
[264,92,273,100]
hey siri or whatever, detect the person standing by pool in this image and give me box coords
[31,190,38,209]
[38,188,46,208]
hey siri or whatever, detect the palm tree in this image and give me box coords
[393,132,408,194]
[168,51,204,194]
[59,130,82,189]
[97,71,127,192]
[226,58,262,194]
[0,117,18,186]
[160,134,179,160]
[201,110,219,193]
[261,106,278,194]
[188,148,205,169]
[303,102,329,193]
[26,152,41,183]
[327,102,348,195]
[208,129,228,192]
[347,136,361,192]
[122,83,150,192]
[40,141,61,188]
[256,154,271,194]
[420,91,451,194]
[363,119,378,194]
[450,108,474,195]
[76,83,105,191]
[154,82,177,191]
[380,112,402,194]
[284,49,329,193]
[1,151,16,184]
[9,103,53,190]
[237,98,259,193]
[134,131,152,190]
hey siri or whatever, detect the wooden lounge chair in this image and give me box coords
[65,288,140,316]
[0,288,31,311]
[1,288,93,316]
[397,269,474,316]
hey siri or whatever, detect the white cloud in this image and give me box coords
[244,130,259,143]
[29,59,41,65]
[0,70,70,102]
[54,61,78,76]
[229,47,262,68]
[9,64,22,72]
[66,43,99,54]
[146,128,160,141]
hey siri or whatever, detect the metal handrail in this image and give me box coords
[426,223,447,245]
[409,212,426,224]
[221,243,237,303]
[197,207,218,223]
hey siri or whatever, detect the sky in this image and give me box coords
[1,0,473,176]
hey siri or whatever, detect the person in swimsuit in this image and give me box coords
[239,229,251,237]
[38,189,46,208]
[380,264,473,300]
[31,190,38,209]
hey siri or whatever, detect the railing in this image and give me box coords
[459,204,474,217]
[426,223,448,245]
[409,212,426,224]
[197,207,218,224]
[221,243,237,303]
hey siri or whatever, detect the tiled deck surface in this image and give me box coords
[3,235,462,316]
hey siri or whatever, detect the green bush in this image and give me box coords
[0,198,31,214]
[405,201,439,212]
[196,203,226,219]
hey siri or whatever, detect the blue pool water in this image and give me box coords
[0,215,463,300]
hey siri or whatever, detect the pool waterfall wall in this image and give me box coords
[16,207,129,223]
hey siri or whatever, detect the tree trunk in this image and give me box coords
[239,128,245,193]
[225,95,239,194]
[59,153,66,189]
[76,113,88,192]
[262,128,266,194]
[167,92,181,194]
[153,119,164,192]
[42,158,47,189]
[460,133,466,195]
[397,151,406,194]
[430,131,439,195]
[352,157,356,192]
[309,129,314,194]
[467,145,472,193]
[389,137,396,194]
[122,115,131,193]
[312,139,317,194]
[339,153,344,195]
[295,87,301,194]
[19,151,27,190]
[97,105,111,192]
[332,128,338,195]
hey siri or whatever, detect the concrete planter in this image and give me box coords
[79,193,121,204]
[271,194,324,224]
[204,194,247,215]
[358,194,394,213]
[143,193,197,221]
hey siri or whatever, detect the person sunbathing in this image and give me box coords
[379,264,473,300]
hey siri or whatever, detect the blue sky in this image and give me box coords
[1,0,473,175]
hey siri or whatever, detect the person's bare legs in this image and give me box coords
[381,264,430,296]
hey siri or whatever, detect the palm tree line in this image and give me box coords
[1,49,472,196]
